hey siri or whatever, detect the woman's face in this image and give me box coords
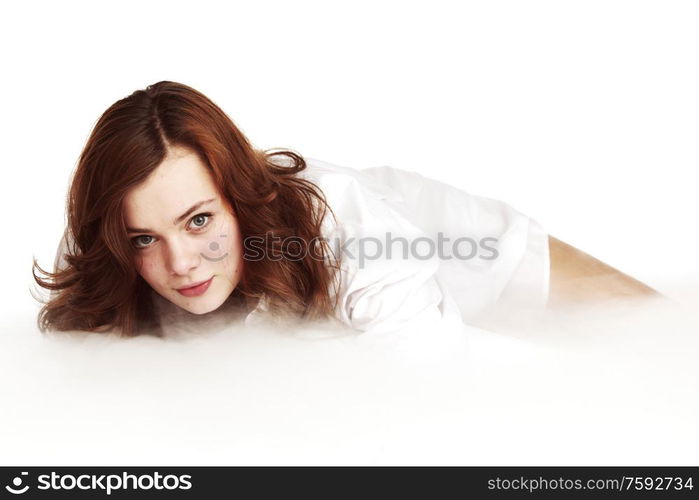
[124,145,244,315]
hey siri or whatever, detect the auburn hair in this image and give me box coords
[32,81,341,337]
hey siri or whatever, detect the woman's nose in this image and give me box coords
[167,238,201,275]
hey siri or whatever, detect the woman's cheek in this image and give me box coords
[134,255,144,275]
[227,223,244,264]
[217,218,238,255]
[218,220,242,273]
[135,254,156,279]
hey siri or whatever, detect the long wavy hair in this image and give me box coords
[32,81,341,337]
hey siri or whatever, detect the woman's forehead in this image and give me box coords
[124,195,222,234]
[124,152,222,225]
[145,150,215,191]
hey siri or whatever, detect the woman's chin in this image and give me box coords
[170,290,228,315]
[155,276,239,316]
[175,294,226,315]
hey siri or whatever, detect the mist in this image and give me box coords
[1,286,696,465]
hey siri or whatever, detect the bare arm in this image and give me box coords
[547,235,661,307]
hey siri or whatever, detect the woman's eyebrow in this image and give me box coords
[126,198,217,234]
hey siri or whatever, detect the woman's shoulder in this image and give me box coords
[300,157,405,204]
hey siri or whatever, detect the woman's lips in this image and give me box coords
[176,277,214,297]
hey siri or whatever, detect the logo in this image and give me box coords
[5,472,29,494]
[201,233,229,262]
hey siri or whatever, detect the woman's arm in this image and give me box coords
[547,235,661,306]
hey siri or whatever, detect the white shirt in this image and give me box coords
[244,157,550,335]
[52,157,550,336]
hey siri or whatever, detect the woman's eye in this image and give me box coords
[132,235,154,249]
[130,212,213,250]
[189,212,213,230]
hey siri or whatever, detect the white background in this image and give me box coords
[3,0,697,309]
[1,0,697,467]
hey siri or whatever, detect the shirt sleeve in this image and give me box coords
[318,173,456,336]
[334,232,446,335]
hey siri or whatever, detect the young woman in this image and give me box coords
[32,81,660,337]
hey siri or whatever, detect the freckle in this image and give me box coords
[210,242,219,251]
